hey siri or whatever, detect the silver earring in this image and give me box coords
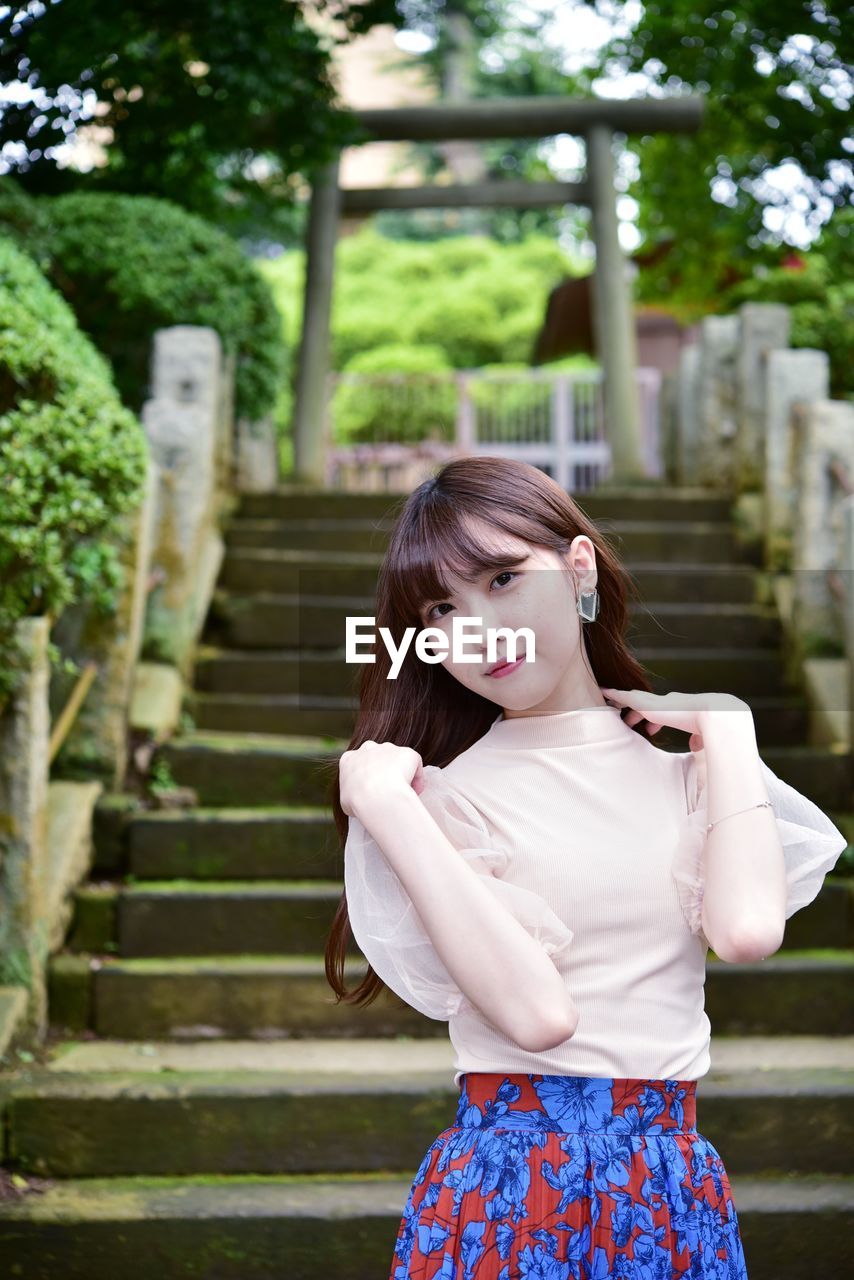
[577,587,599,623]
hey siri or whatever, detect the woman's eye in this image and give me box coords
[425,571,518,622]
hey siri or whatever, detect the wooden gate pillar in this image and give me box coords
[292,155,341,486]
[586,124,646,481]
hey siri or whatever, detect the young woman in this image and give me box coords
[325,456,846,1279]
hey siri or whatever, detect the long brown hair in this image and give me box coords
[323,456,654,1007]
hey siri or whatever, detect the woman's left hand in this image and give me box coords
[599,687,752,752]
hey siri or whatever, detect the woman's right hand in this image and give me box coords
[338,740,426,823]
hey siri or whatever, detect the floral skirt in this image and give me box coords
[389,1072,748,1279]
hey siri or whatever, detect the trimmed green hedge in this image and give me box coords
[718,221,853,400]
[0,235,148,702]
[0,180,285,421]
[330,346,600,445]
[331,344,456,443]
[260,225,588,443]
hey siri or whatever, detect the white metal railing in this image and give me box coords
[322,366,662,492]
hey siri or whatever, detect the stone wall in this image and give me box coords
[1,324,268,1055]
[666,300,854,744]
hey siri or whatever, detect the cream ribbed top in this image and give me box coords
[344,704,847,1088]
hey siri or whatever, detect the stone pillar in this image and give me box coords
[764,348,830,570]
[792,400,854,654]
[142,326,226,676]
[585,125,646,482]
[214,349,237,500]
[293,156,342,487]
[735,302,790,492]
[674,344,701,485]
[0,617,50,1039]
[695,314,739,489]
[50,455,158,787]
[235,412,279,492]
[842,499,854,767]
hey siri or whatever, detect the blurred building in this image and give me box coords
[312,17,440,235]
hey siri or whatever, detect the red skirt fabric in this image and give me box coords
[389,1072,748,1279]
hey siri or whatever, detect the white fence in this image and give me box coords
[322,366,662,492]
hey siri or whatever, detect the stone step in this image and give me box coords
[192,644,792,698]
[186,689,810,745]
[237,484,736,524]
[66,881,353,958]
[216,548,765,606]
[0,1172,850,1280]
[223,517,740,563]
[95,798,854,891]
[154,727,851,809]
[206,591,783,650]
[47,952,854,1040]
[153,730,343,807]
[65,879,854,958]
[3,1054,852,1179]
[35,1031,854,1075]
[122,807,339,880]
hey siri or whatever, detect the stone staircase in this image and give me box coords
[1,485,853,1280]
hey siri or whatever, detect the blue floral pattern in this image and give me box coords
[390,1073,747,1279]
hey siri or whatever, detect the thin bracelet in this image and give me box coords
[705,799,772,834]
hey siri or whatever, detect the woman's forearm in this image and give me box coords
[699,711,787,961]
[353,787,578,1049]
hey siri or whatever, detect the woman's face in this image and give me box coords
[415,515,602,717]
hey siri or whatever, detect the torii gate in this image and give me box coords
[292,95,703,487]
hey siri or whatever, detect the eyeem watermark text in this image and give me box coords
[345,616,536,680]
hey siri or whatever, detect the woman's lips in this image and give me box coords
[488,655,526,679]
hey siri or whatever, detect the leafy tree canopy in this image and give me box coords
[0,0,402,242]
[383,1,852,295]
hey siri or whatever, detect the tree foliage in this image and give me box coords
[0,179,285,420]
[602,0,853,293]
[0,235,148,701]
[0,0,401,242]
[260,223,589,447]
[384,1,852,295]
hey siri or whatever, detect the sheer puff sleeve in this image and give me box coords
[672,745,849,949]
[343,763,575,1021]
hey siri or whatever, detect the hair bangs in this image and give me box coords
[390,502,536,624]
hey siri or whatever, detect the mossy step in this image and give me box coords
[207,591,783,652]
[120,803,851,886]
[0,1172,850,1280]
[3,1064,853,1179]
[92,799,338,877]
[47,952,854,1041]
[187,691,359,737]
[237,486,735,523]
[47,953,428,1040]
[127,807,338,880]
[153,730,346,807]
[187,689,812,748]
[35,1031,854,1076]
[191,643,791,699]
[67,881,353,958]
[156,728,853,809]
[222,518,739,561]
[217,550,761,604]
[66,878,854,958]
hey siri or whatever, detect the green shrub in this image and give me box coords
[0,180,286,420]
[0,236,148,703]
[332,344,456,443]
[410,292,506,368]
[259,224,586,387]
[719,250,853,399]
